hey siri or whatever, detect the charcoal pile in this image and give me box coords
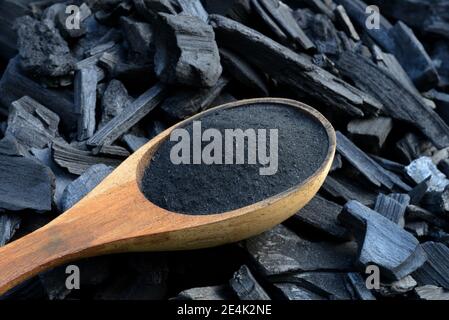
[1,0,449,301]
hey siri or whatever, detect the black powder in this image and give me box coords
[141,103,329,215]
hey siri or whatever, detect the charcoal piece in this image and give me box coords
[87,83,167,148]
[336,132,411,191]
[99,80,132,129]
[380,275,417,296]
[334,5,360,41]
[346,273,376,300]
[243,225,357,277]
[229,265,270,300]
[291,195,349,240]
[52,143,121,175]
[296,10,341,56]
[175,285,235,300]
[159,77,228,121]
[374,193,409,226]
[15,16,75,78]
[60,164,113,211]
[252,0,315,50]
[210,14,382,117]
[415,285,449,300]
[31,147,75,210]
[0,214,21,246]
[413,242,449,290]
[387,22,439,90]
[92,145,130,158]
[176,0,209,21]
[422,187,449,215]
[405,222,428,238]
[54,3,92,38]
[274,272,354,300]
[341,201,427,280]
[122,134,149,152]
[219,48,268,96]
[371,155,405,175]
[322,175,377,206]
[154,13,222,88]
[337,52,449,149]
[5,96,61,149]
[273,283,325,300]
[0,137,54,211]
[406,205,449,230]
[406,157,449,193]
[334,0,392,50]
[75,67,98,141]
[347,117,392,150]
[120,17,154,63]
[0,58,77,131]
[331,154,343,172]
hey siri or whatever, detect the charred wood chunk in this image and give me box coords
[387,21,439,90]
[87,83,167,148]
[120,17,154,64]
[160,77,228,121]
[406,157,449,193]
[6,96,61,150]
[422,187,449,216]
[413,242,449,290]
[406,205,449,231]
[60,164,114,212]
[175,285,235,300]
[346,273,376,300]
[229,265,270,300]
[347,117,393,151]
[243,225,357,277]
[0,214,21,246]
[340,201,427,281]
[210,14,381,117]
[92,145,130,158]
[336,131,411,191]
[374,193,410,226]
[336,51,449,149]
[292,195,349,240]
[219,48,268,96]
[52,142,122,175]
[154,13,222,88]
[295,9,341,56]
[99,80,132,129]
[122,134,149,152]
[0,136,54,212]
[322,174,377,207]
[252,0,314,51]
[75,67,98,141]
[0,58,77,131]
[176,0,209,22]
[415,285,449,300]
[273,283,325,300]
[371,155,405,175]
[334,5,360,41]
[14,16,75,79]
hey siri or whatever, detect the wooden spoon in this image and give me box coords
[0,98,335,296]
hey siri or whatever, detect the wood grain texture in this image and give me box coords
[0,98,336,295]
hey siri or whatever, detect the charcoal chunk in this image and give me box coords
[87,83,167,148]
[229,265,270,300]
[99,80,132,128]
[154,13,222,88]
[340,201,427,280]
[0,214,21,246]
[413,242,449,290]
[0,136,54,211]
[291,195,349,240]
[6,96,62,149]
[15,16,75,78]
[346,273,376,300]
[415,285,449,300]
[75,67,98,141]
[176,0,209,21]
[243,225,357,277]
[120,17,154,63]
[122,134,149,152]
[374,193,409,226]
[347,117,393,150]
[60,164,113,211]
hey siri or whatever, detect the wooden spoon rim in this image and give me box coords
[136,97,336,218]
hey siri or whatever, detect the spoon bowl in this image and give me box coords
[0,98,335,295]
